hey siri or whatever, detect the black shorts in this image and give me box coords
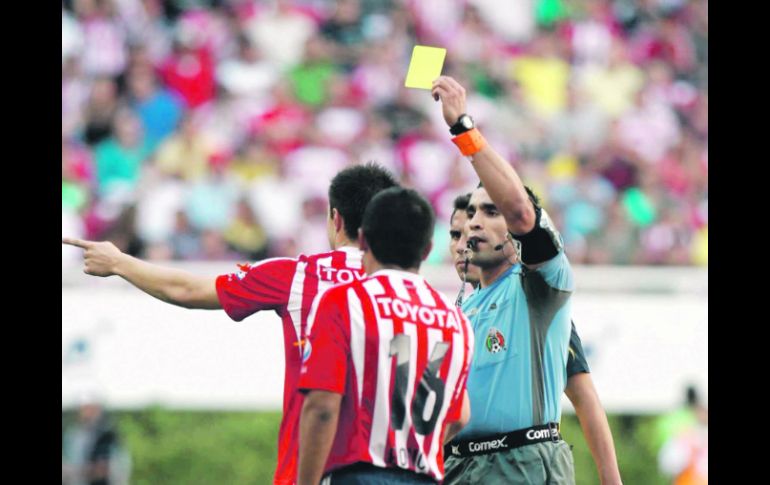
[323,462,437,485]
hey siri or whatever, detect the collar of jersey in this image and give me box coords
[336,245,362,254]
[476,263,522,295]
[369,268,425,283]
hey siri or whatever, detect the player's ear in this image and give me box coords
[333,208,344,234]
[357,228,369,252]
[421,240,433,262]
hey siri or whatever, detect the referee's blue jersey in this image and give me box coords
[456,250,574,439]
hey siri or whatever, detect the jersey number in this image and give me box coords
[389,333,450,435]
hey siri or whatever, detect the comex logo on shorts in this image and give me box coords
[468,436,508,452]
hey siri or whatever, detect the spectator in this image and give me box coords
[127,66,185,149]
[447,4,504,65]
[228,139,280,186]
[184,162,238,233]
[62,398,131,485]
[245,0,318,68]
[568,0,618,66]
[83,77,119,147]
[578,39,645,118]
[160,31,216,109]
[169,209,202,260]
[510,29,571,119]
[223,198,269,260]
[154,115,212,181]
[288,35,339,107]
[616,86,681,165]
[75,0,128,77]
[93,109,151,199]
[320,0,366,70]
[349,40,401,105]
[216,34,279,103]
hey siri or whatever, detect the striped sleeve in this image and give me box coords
[215,258,297,321]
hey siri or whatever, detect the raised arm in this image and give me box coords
[565,373,623,485]
[431,76,536,236]
[62,238,220,309]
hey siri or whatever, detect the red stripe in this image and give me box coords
[376,276,403,466]
[387,282,404,467]
[331,250,346,270]
[408,322,428,470]
[353,282,380,464]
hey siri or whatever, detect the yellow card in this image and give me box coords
[404,45,447,89]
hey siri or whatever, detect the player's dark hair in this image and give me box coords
[329,163,399,240]
[450,193,471,224]
[362,187,435,269]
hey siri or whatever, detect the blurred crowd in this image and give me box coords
[62,0,708,266]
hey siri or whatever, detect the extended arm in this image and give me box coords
[63,238,220,309]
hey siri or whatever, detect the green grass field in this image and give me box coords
[63,409,668,484]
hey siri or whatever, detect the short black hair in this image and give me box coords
[362,187,435,269]
[450,193,471,224]
[328,163,399,240]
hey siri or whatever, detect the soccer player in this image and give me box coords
[296,187,474,485]
[62,163,399,485]
[448,194,623,484]
[432,75,576,484]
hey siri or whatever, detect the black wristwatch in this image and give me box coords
[449,114,475,136]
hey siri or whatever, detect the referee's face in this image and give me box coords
[465,188,511,269]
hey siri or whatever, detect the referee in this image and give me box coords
[432,76,582,485]
[448,194,622,484]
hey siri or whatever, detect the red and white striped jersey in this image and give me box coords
[215,246,366,485]
[298,269,474,482]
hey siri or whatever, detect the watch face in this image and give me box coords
[461,116,473,129]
